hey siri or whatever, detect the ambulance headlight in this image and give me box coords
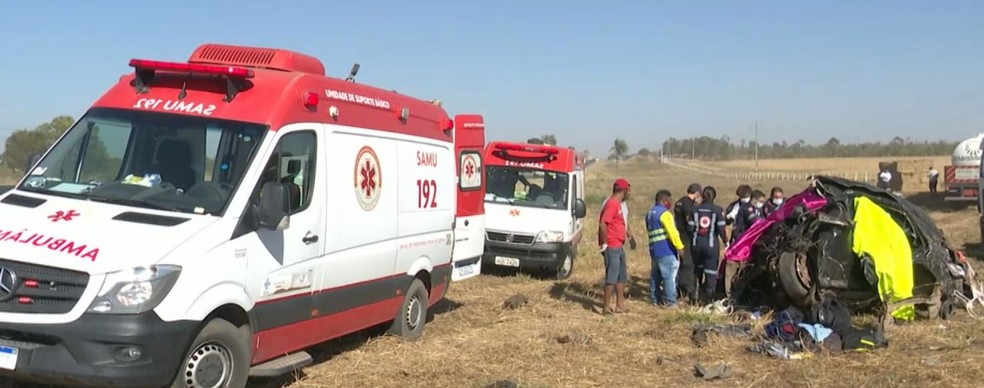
[535,231,565,243]
[88,265,182,314]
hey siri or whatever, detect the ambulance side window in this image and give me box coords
[259,131,317,215]
[571,176,578,209]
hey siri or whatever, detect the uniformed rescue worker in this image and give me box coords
[730,189,760,245]
[764,186,784,215]
[673,183,702,304]
[689,186,729,305]
[724,184,752,227]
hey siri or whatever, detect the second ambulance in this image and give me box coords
[482,141,587,279]
[0,43,485,387]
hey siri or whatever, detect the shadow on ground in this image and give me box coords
[249,298,463,387]
[905,192,975,213]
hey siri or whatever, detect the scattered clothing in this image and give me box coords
[796,323,833,342]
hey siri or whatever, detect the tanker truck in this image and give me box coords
[943,134,984,202]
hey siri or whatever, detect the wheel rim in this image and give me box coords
[182,341,233,388]
[794,253,812,288]
[559,255,572,277]
[406,294,423,330]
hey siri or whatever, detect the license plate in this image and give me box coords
[0,345,18,370]
[458,264,475,276]
[495,256,520,267]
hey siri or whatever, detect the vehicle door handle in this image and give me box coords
[464,220,470,226]
[302,232,319,245]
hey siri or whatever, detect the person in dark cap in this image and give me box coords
[673,183,702,304]
[597,178,631,314]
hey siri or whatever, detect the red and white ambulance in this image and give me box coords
[0,43,485,387]
[482,141,586,279]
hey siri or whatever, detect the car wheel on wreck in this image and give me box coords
[778,251,812,305]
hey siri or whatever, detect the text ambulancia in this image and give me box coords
[482,141,587,279]
[0,43,486,388]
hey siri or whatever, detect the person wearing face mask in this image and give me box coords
[764,187,784,215]
[646,190,685,307]
[673,183,702,304]
[725,185,752,228]
[724,190,765,297]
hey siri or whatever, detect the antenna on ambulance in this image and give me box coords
[345,63,360,83]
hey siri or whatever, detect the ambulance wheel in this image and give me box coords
[389,278,429,341]
[939,299,956,320]
[556,252,574,280]
[171,318,250,388]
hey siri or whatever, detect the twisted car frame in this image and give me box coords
[727,175,982,320]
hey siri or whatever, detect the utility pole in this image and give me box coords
[691,139,696,160]
[754,121,760,170]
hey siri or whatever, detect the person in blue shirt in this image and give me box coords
[645,190,686,307]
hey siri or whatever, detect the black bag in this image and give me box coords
[841,326,888,351]
[809,295,852,334]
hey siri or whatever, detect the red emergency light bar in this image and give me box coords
[128,59,255,78]
[128,59,255,102]
[494,143,560,155]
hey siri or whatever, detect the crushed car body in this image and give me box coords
[725,175,984,320]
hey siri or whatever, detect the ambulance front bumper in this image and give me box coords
[0,311,197,388]
[482,240,571,271]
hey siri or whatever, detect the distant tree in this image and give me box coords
[540,134,557,145]
[610,138,629,174]
[637,148,651,157]
[1,116,74,173]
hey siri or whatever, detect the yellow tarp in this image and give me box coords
[851,196,916,320]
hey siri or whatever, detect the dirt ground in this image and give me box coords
[3,157,984,388]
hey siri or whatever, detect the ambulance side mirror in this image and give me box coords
[573,199,587,219]
[258,182,291,231]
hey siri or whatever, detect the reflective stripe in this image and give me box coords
[704,269,718,275]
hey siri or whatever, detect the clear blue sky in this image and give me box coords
[1,0,983,156]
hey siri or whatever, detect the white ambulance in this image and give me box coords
[482,141,587,279]
[0,43,485,387]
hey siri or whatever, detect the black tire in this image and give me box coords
[555,249,574,280]
[170,319,250,388]
[389,278,429,340]
[778,251,811,305]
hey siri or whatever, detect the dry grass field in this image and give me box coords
[702,156,951,174]
[3,157,984,388]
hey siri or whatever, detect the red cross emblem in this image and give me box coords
[465,162,475,178]
[354,146,383,211]
[360,159,377,197]
[509,209,520,217]
[48,210,80,222]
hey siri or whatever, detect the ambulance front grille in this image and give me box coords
[0,259,89,314]
[487,231,535,245]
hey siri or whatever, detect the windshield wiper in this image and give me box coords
[489,193,516,206]
[87,196,176,212]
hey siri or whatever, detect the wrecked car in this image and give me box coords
[725,175,983,320]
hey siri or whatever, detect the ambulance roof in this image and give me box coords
[91,43,453,142]
[484,141,582,173]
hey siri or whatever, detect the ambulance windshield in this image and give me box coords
[19,108,268,216]
[485,166,569,210]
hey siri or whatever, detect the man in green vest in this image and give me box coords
[645,190,685,307]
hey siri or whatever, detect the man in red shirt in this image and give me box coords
[597,178,631,314]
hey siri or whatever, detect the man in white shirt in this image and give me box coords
[878,170,892,192]
[928,167,939,194]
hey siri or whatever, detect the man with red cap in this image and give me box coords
[597,178,631,314]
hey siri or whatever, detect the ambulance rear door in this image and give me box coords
[451,114,485,281]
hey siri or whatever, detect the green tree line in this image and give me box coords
[1,116,119,184]
[660,135,959,160]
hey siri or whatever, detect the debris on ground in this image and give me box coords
[503,294,529,310]
[556,332,592,345]
[485,380,519,388]
[693,363,733,380]
[691,323,753,347]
